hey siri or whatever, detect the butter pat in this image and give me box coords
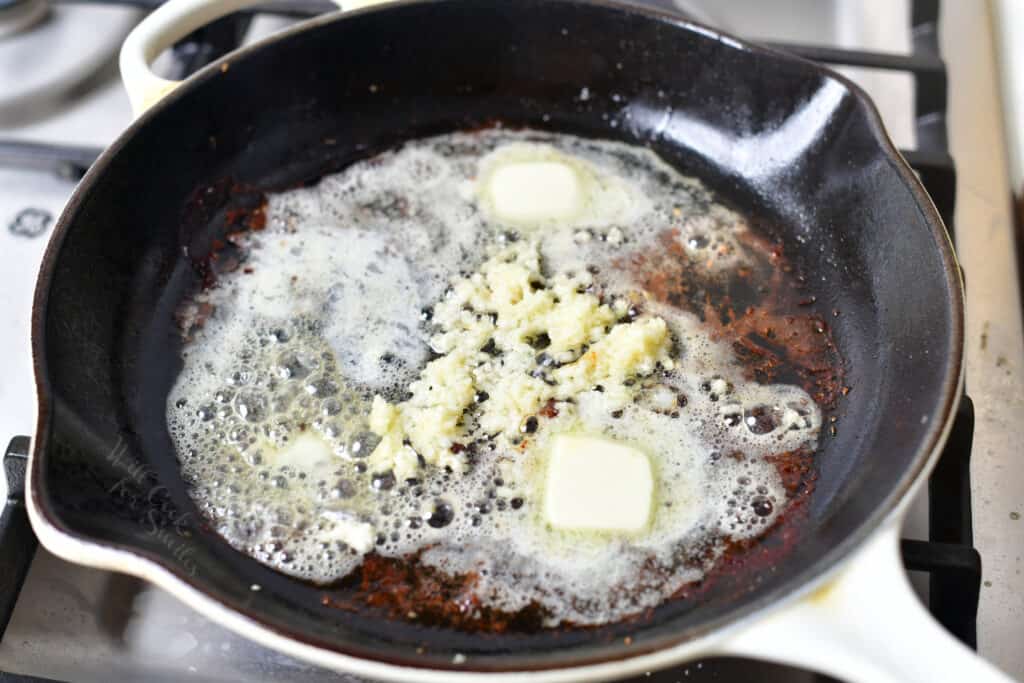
[475,142,648,230]
[487,161,583,224]
[544,434,654,533]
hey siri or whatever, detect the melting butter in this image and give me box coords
[476,142,647,230]
[544,433,654,533]
[166,129,824,627]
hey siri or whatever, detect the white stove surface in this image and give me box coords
[0,1,1020,681]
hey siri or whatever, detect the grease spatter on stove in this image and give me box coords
[167,129,829,629]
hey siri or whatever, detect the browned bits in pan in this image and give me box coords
[322,552,548,633]
[626,226,846,410]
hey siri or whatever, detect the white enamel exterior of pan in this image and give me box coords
[26,1,1018,681]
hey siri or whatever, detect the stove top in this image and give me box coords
[1,1,1021,681]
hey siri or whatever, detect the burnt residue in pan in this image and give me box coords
[322,553,550,634]
[317,446,818,639]
[173,180,268,341]
[627,226,846,411]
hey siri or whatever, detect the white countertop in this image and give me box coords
[949,0,1024,674]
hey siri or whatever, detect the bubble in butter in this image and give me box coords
[544,434,654,533]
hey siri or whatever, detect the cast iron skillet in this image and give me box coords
[18,0,993,680]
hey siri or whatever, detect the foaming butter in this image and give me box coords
[166,129,823,627]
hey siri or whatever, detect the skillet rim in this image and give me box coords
[26,0,965,674]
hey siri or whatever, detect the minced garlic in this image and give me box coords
[367,240,673,478]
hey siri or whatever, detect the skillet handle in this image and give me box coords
[712,517,1013,683]
[1,437,38,638]
[118,0,396,117]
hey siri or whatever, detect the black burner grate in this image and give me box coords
[768,0,981,651]
[0,0,979,681]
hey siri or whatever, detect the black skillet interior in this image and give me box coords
[31,0,961,671]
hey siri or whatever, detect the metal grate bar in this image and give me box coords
[901,148,958,233]
[911,0,950,151]
[912,0,942,57]
[903,539,982,649]
[901,148,955,172]
[0,141,101,180]
[912,0,941,29]
[763,41,948,126]
[762,42,944,75]
[0,439,36,644]
[0,673,65,682]
[52,0,332,17]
